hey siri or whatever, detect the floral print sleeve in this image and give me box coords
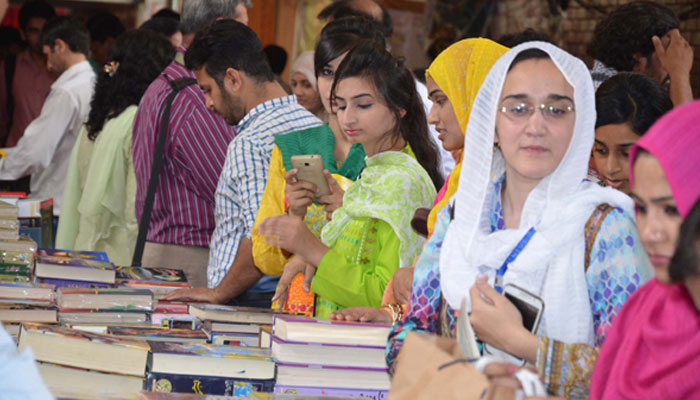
[536,207,653,399]
[386,206,454,373]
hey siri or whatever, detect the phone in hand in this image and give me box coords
[483,283,544,365]
[290,154,331,197]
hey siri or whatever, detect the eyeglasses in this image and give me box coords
[499,98,575,122]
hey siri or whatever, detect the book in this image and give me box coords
[37,248,110,262]
[0,230,19,240]
[148,341,275,380]
[108,326,208,343]
[0,237,37,265]
[147,371,275,396]
[260,325,272,349]
[57,288,154,311]
[208,331,260,347]
[271,335,387,369]
[275,385,387,400]
[0,263,30,276]
[38,362,145,396]
[115,266,189,288]
[0,274,31,284]
[202,320,264,334]
[36,277,114,289]
[0,200,19,218]
[59,310,148,325]
[3,322,21,342]
[273,315,391,347]
[189,304,282,325]
[18,322,150,376]
[35,255,115,284]
[276,363,390,391]
[0,282,54,301]
[0,302,57,322]
[150,312,201,330]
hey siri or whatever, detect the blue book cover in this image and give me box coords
[147,372,274,396]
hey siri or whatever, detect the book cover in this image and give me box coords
[36,255,113,270]
[36,277,114,289]
[273,315,391,347]
[0,264,30,276]
[108,326,207,342]
[147,372,275,396]
[115,266,189,287]
[20,322,151,350]
[149,341,272,361]
[275,385,388,400]
[37,248,109,262]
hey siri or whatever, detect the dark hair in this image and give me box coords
[264,45,288,75]
[85,30,175,140]
[508,47,551,71]
[497,28,554,48]
[318,0,393,38]
[331,42,444,190]
[314,16,386,78]
[86,12,126,43]
[587,1,679,72]
[18,0,55,31]
[40,16,90,56]
[670,199,700,282]
[185,19,274,87]
[595,72,672,134]
[153,8,180,21]
[140,16,181,39]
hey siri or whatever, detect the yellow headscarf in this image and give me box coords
[426,38,508,234]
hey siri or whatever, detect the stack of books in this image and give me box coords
[0,200,20,240]
[34,249,116,289]
[270,315,392,400]
[189,304,281,348]
[56,287,154,325]
[0,195,54,248]
[18,322,150,395]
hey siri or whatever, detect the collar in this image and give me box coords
[236,95,298,132]
[52,60,93,89]
[174,46,187,67]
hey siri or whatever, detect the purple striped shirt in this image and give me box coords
[132,47,236,248]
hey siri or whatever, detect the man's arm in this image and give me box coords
[0,88,76,179]
[653,29,694,107]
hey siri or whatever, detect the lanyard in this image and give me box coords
[494,227,536,293]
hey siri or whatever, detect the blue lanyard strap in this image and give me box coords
[494,227,536,293]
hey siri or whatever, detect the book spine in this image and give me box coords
[147,372,275,396]
[37,278,114,289]
[275,385,388,399]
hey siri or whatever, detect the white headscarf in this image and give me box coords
[439,42,633,346]
[290,51,316,89]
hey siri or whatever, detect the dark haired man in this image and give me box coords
[0,0,56,151]
[85,12,125,66]
[163,20,321,307]
[588,1,693,106]
[0,16,95,215]
[132,0,252,288]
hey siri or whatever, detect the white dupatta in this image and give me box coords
[439,42,633,346]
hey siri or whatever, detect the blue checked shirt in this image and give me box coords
[207,96,322,290]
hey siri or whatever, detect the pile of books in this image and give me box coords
[34,248,116,289]
[271,315,392,400]
[189,303,279,348]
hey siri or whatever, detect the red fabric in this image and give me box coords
[591,279,700,400]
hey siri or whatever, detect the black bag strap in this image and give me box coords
[2,54,17,147]
[132,75,197,266]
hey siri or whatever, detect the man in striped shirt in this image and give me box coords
[163,20,321,307]
[132,0,251,287]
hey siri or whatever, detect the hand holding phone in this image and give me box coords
[290,155,331,197]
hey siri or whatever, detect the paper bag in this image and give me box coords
[388,332,490,400]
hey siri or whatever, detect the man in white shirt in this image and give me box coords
[0,16,95,215]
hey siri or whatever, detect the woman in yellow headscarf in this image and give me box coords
[329,38,508,323]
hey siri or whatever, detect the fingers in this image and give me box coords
[652,35,665,56]
[302,265,315,292]
[483,362,518,378]
[284,169,298,185]
[162,289,186,301]
[472,275,495,306]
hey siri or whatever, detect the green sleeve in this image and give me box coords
[311,219,400,308]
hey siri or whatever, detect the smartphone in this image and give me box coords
[290,154,330,197]
[483,283,544,365]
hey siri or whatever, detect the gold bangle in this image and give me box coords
[382,303,403,324]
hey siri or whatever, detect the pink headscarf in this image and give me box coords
[630,99,700,218]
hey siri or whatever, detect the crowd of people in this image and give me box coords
[0,0,699,398]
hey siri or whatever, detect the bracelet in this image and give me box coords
[381,303,404,324]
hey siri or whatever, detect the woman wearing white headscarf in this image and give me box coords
[386,42,652,398]
[290,51,326,121]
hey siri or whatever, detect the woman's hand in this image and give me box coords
[284,169,318,218]
[329,306,393,324]
[392,267,414,304]
[271,256,316,310]
[258,214,329,265]
[317,170,344,220]
[469,276,538,363]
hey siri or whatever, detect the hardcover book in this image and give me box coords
[18,322,150,376]
[273,315,391,347]
[148,341,275,380]
[189,304,283,325]
[147,371,275,396]
[35,255,116,283]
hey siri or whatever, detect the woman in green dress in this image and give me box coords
[56,30,174,265]
[258,42,443,318]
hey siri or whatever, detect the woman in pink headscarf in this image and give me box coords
[591,100,700,400]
